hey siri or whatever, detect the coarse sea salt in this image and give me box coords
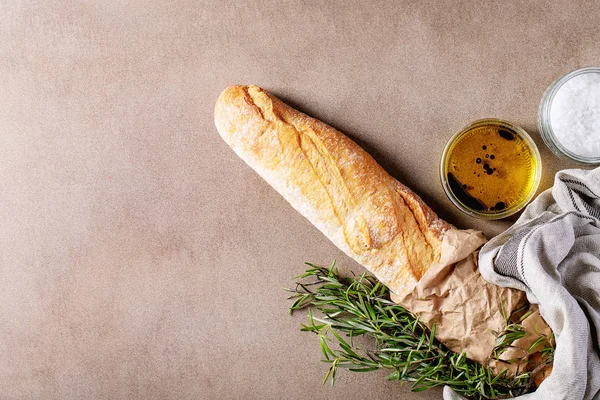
[550,71,600,157]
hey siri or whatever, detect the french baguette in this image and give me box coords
[214,85,451,297]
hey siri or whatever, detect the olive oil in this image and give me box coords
[442,121,541,218]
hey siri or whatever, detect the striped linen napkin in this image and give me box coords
[445,168,600,400]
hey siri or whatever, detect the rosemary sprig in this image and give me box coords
[287,262,553,399]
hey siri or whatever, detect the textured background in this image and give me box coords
[0,0,598,399]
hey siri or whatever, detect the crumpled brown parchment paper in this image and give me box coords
[391,229,552,376]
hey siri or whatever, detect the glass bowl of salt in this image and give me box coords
[539,67,600,164]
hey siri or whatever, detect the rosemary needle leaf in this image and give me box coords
[428,324,437,351]
[319,336,332,361]
[349,366,379,372]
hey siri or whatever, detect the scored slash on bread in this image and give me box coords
[214,85,452,297]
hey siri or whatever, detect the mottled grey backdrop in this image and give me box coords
[0,0,598,398]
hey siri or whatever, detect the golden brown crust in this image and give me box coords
[214,85,451,296]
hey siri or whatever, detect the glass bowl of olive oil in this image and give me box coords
[440,119,542,219]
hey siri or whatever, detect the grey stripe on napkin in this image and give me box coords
[494,227,532,284]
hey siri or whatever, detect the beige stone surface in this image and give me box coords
[0,0,598,399]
